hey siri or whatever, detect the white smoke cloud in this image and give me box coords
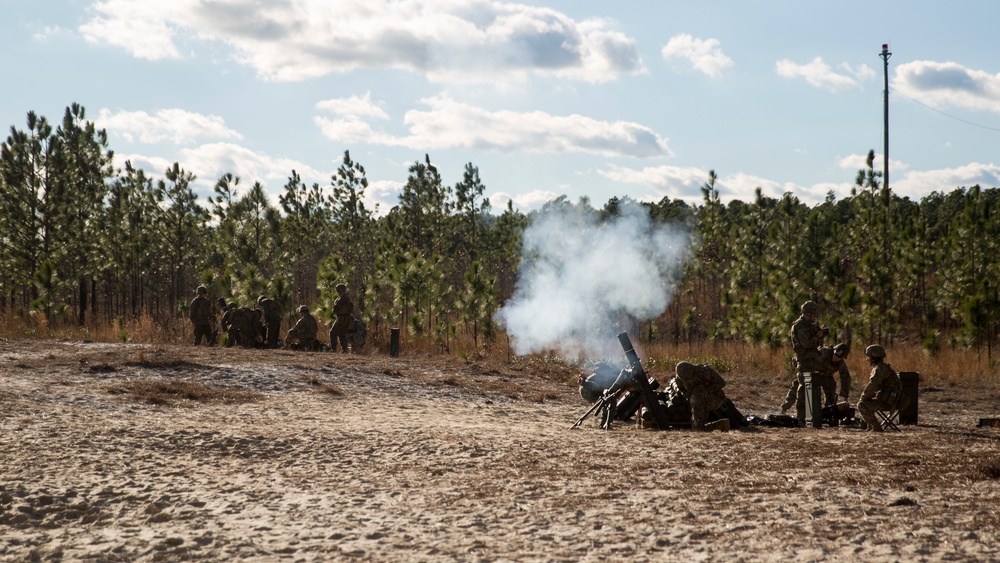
[496,200,690,359]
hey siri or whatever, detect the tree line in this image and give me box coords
[1,105,998,359]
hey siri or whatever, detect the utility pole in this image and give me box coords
[878,43,892,344]
[880,43,891,193]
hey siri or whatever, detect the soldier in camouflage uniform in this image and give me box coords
[284,305,319,350]
[857,344,906,432]
[788,300,827,422]
[329,283,354,353]
[189,285,215,345]
[257,295,283,349]
[780,342,852,411]
[219,303,245,347]
[672,361,729,431]
[817,343,851,407]
[578,363,626,403]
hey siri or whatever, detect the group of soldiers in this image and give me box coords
[578,299,909,433]
[789,300,908,432]
[579,360,733,432]
[188,283,364,353]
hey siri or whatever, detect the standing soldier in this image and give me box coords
[856,345,907,432]
[258,295,283,349]
[329,283,354,353]
[189,285,215,345]
[285,305,319,350]
[789,300,827,423]
[780,342,852,413]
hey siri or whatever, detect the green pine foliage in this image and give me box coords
[3,104,1000,358]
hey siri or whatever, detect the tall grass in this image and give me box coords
[2,311,997,385]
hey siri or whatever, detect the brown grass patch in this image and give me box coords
[316,383,344,396]
[107,379,262,406]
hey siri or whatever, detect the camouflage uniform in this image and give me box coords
[257,296,283,349]
[673,362,727,430]
[815,345,851,406]
[219,304,251,348]
[781,343,851,410]
[285,306,319,350]
[578,364,625,403]
[857,345,902,432]
[329,284,354,353]
[789,301,825,419]
[244,307,264,348]
[189,286,215,345]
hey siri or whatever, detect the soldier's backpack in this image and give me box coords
[350,316,366,349]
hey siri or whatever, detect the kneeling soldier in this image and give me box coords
[673,361,729,431]
[284,305,318,350]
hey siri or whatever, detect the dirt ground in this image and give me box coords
[1,339,999,562]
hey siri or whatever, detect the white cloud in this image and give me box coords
[113,142,326,205]
[316,94,672,158]
[491,189,561,212]
[893,162,1000,199]
[315,93,390,120]
[80,1,183,60]
[32,25,67,41]
[112,152,174,178]
[97,108,244,145]
[776,57,870,92]
[365,179,403,216]
[177,142,325,189]
[78,0,644,83]
[837,153,908,173]
[661,34,733,78]
[599,164,707,201]
[314,93,392,145]
[599,164,854,205]
[893,60,1000,114]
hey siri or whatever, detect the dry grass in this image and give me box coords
[106,378,263,406]
[316,383,344,396]
[3,312,999,385]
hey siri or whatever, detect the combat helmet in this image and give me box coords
[801,300,819,315]
[864,344,886,360]
[298,305,309,313]
[196,285,208,295]
[336,283,347,292]
[675,361,695,378]
[833,343,851,359]
[258,295,267,305]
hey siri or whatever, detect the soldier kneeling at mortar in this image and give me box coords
[578,363,624,403]
[672,361,730,431]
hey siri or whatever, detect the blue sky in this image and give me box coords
[3,0,1000,214]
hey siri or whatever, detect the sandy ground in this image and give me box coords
[1,339,999,562]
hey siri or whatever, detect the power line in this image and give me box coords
[892,88,1000,133]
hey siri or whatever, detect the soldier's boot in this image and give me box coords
[706,419,730,432]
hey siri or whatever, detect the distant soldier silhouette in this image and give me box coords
[329,284,354,353]
[257,295,283,348]
[189,285,215,345]
[285,305,319,350]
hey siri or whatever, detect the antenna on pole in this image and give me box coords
[880,43,891,193]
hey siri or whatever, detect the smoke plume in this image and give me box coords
[496,200,691,359]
